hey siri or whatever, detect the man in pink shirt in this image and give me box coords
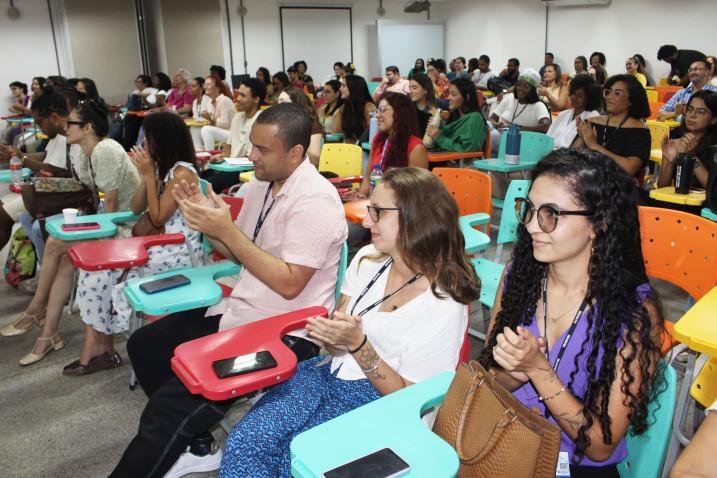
[372,65,411,102]
[112,103,347,478]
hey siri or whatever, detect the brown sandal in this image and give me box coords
[63,352,122,377]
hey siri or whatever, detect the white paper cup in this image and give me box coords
[63,208,79,224]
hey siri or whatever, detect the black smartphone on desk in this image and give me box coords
[323,448,410,478]
[212,351,278,379]
[139,274,191,294]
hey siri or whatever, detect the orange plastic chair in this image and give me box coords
[638,207,717,354]
[656,85,682,103]
[648,101,665,120]
[433,168,492,230]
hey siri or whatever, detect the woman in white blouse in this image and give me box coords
[219,167,480,478]
[547,75,602,149]
[199,75,235,151]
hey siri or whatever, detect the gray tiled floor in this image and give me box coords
[0,212,689,478]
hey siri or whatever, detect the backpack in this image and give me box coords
[3,229,37,288]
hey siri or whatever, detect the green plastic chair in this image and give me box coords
[617,361,677,478]
[491,132,552,209]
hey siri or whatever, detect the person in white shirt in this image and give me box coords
[490,68,551,138]
[204,77,266,191]
[199,75,236,151]
[0,92,74,252]
[547,75,602,149]
[472,54,496,90]
[131,74,159,106]
[219,166,479,477]
[188,76,211,150]
[372,66,411,102]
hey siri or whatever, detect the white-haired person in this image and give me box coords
[166,68,194,116]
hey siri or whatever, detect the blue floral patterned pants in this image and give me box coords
[219,356,381,478]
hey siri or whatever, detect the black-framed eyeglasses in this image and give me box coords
[67,120,86,126]
[514,197,594,233]
[366,205,400,222]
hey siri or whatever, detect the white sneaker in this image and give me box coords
[164,446,223,478]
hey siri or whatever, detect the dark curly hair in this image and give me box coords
[373,92,419,169]
[478,148,664,462]
[604,74,650,119]
[142,112,196,179]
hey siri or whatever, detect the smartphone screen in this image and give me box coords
[212,351,278,379]
[61,222,101,231]
[323,448,410,478]
[138,274,191,294]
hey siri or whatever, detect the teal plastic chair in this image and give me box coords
[459,215,491,254]
[494,179,530,262]
[472,258,505,310]
[290,371,459,478]
[367,82,382,96]
[617,361,677,478]
[490,132,552,209]
[702,208,717,222]
[0,167,31,183]
[45,210,140,241]
[335,242,348,305]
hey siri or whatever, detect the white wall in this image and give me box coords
[546,0,717,81]
[225,0,433,82]
[433,0,717,81]
[0,0,60,114]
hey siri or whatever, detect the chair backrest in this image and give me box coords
[472,257,506,310]
[433,168,492,219]
[645,89,658,103]
[647,122,670,150]
[496,179,531,247]
[497,131,554,164]
[639,206,717,300]
[648,101,664,120]
[655,85,682,103]
[199,178,209,195]
[318,143,363,177]
[334,242,348,305]
[617,362,677,478]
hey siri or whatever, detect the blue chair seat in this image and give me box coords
[290,371,459,478]
[124,261,242,316]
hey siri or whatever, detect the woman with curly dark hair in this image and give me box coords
[480,149,664,477]
[334,74,376,143]
[345,92,427,201]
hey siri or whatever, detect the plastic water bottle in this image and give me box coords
[369,163,383,193]
[504,123,521,165]
[368,112,379,145]
[10,155,23,190]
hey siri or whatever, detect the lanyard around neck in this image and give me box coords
[512,102,528,122]
[542,275,590,374]
[350,258,422,317]
[252,182,275,242]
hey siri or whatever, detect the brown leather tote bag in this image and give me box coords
[433,360,562,478]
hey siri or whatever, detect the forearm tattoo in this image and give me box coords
[354,342,386,381]
[554,409,587,435]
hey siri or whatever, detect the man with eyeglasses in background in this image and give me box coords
[658,59,717,122]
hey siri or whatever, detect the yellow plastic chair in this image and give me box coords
[645,89,658,103]
[318,143,363,177]
[692,356,717,408]
[648,121,670,165]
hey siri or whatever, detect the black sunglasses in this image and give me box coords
[514,197,594,233]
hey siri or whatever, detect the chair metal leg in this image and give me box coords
[468,328,486,341]
[128,311,143,391]
[494,244,503,263]
[662,347,696,477]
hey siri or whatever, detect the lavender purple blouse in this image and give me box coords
[512,283,652,467]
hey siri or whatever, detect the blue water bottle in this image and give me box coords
[504,123,521,165]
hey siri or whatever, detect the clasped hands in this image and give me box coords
[171,179,234,237]
[306,311,365,352]
[492,326,548,383]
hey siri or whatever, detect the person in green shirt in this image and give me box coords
[426,77,487,152]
